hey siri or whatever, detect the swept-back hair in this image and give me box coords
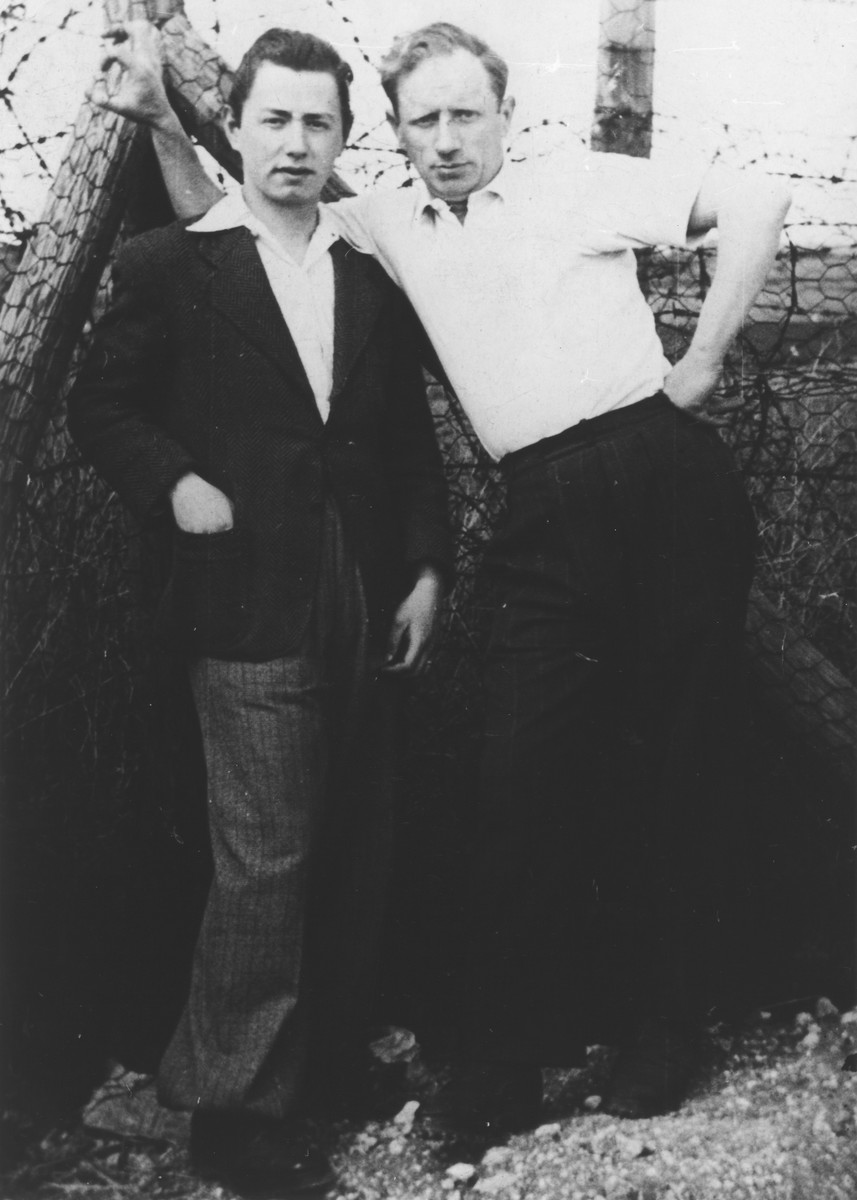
[380,22,509,117]
[228,28,354,138]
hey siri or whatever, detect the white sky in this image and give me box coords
[2,0,857,240]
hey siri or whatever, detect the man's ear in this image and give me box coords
[386,109,403,145]
[500,95,515,134]
[223,104,241,150]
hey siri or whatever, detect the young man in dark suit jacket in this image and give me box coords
[68,29,450,1196]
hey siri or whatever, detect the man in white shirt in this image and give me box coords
[96,19,790,1137]
[69,29,451,1193]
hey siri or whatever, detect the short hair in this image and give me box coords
[380,22,509,118]
[228,28,354,139]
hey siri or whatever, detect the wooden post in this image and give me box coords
[0,0,183,549]
[591,0,656,157]
[587,1,856,776]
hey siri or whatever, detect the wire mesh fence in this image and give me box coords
[1,0,855,851]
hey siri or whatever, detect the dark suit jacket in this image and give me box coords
[67,221,451,661]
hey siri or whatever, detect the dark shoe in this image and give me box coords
[423,1061,542,1138]
[190,1109,336,1196]
[603,1017,706,1118]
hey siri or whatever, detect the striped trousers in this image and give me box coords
[158,502,395,1117]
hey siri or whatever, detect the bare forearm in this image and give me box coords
[690,174,791,364]
[151,110,224,219]
[95,21,223,219]
[663,170,790,411]
[383,561,445,676]
[411,560,446,598]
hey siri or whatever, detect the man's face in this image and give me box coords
[390,48,514,203]
[226,62,344,211]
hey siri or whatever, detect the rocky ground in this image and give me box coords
[3,997,856,1200]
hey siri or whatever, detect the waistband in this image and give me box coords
[501,392,673,475]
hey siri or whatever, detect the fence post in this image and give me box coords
[0,0,184,552]
[589,0,856,781]
[591,0,656,157]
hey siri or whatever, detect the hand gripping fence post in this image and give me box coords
[0,0,185,554]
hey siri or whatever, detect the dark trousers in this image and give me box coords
[463,394,757,1065]
[158,502,395,1117]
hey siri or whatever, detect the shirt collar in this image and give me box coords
[412,159,512,224]
[187,188,249,233]
[187,189,339,267]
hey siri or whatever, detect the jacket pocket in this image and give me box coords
[162,526,248,657]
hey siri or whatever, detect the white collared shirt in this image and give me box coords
[188,191,338,421]
[328,147,708,459]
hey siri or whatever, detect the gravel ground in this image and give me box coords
[3,998,856,1200]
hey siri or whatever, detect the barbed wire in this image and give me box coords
[0,1,854,847]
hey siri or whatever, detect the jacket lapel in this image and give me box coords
[193,227,317,407]
[330,239,385,404]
